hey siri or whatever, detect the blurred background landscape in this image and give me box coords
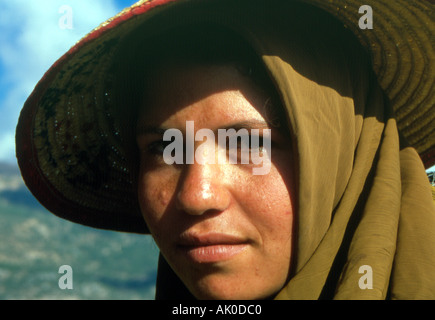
[0,161,159,300]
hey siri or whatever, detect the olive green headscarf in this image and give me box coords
[259,10,435,301]
[154,1,435,299]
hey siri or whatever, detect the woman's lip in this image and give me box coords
[177,232,248,246]
[177,232,249,263]
[179,243,249,263]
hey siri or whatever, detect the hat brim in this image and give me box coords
[16,0,435,233]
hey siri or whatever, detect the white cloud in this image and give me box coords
[0,0,120,163]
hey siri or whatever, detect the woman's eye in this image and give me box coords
[233,135,264,151]
[142,133,269,164]
[147,140,170,155]
[224,134,267,164]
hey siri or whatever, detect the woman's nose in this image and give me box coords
[175,161,231,216]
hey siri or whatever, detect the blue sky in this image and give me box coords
[0,1,434,172]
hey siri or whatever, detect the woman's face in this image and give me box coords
[136,63,297,299]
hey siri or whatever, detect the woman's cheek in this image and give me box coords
[242,165,294,227]
[138,170,171,226]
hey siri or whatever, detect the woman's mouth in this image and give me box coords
[177,232,249,263]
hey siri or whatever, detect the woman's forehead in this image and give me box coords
[137,63,274,129]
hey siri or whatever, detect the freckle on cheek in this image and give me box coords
[158,190,170,206]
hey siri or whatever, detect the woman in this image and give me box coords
[16,0,435,299]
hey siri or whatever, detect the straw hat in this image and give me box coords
[16,0,435,233]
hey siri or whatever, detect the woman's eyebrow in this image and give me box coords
[136,120,270,136]
[220,120,270,131]
[136,125,168,136]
